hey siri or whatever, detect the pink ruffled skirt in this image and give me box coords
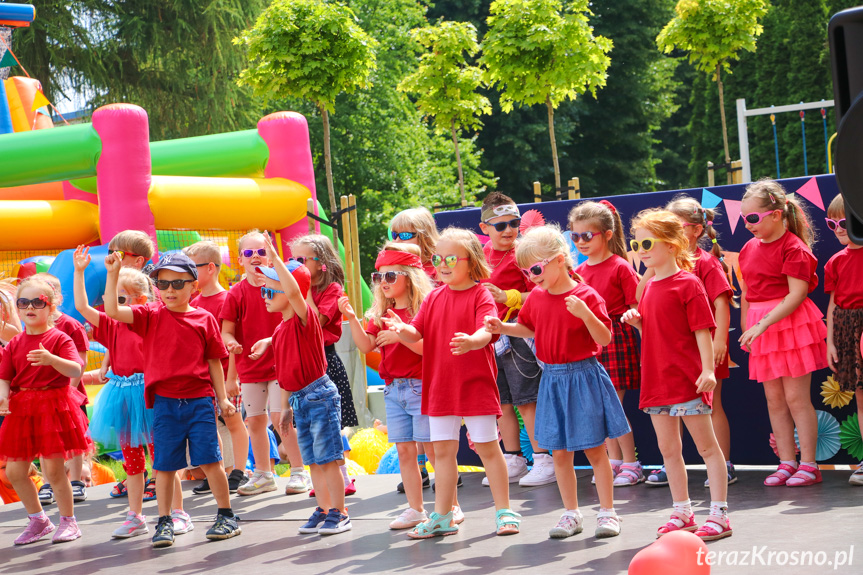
[745,298,827,382]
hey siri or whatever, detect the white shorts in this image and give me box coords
[429,415,499,443]
[242,380,282,417]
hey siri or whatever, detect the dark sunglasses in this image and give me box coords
[241,248,267,258]
[118,296,128,305]
[431,254,468,268]
[740,210,779,225]
[195,262,218,268]
[521,258,553,278]
[391,231,418,241]
[570,231,597,243]
[825,217,847,231]
[483,219,521,232]
[260,286,285,300]
[371,271,409,285]
[16,296,49,310]
[289,256,320,265]
[154,279,195,291]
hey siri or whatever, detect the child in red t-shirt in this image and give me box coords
[390,207,441,284]
[622,209,731,542]
[248,233,352,536]
[0,277,87,545]
[823,194,863,485]
[487,225,629,540]
[386,227,520,539]
[571,200,643,487]
[738,181,827,488]
[339,243,435,530]
[105,251,240,548]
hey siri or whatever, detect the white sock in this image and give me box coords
[29,511,46,520]
[563,508,582,519]
[780,460,798,469]
[672,499,692,517]
[599,507,616,515]
[709,501,728,517]
[609,459,623,467]
[800,461,817,468]
[262,470,274,478]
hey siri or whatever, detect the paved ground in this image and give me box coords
[0,469,859,574]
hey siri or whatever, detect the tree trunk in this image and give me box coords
[451,119,466,206]
[321,104,338,220]
[716,63,732,185]
[547,96,561,192]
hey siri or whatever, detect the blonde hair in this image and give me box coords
[391,208,440,264]
[366,243,433,328]
[237,229,266,252]
[290,234,345,290]
[568,200,627,259]
[30,272,62,306]
[630,209,693,271]
[827,193,845,220]
[438,227,490,282]
[666,196,730,272]
[742,179,816,249]
[108,230,155,261]
[119,268,153,302]
[16,278,57,327]
[0,277,16,335]
[516,225,582,282]
[184,240,222,265]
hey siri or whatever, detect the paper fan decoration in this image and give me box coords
[519,209,545,234]
[839,414,863,460]
[769,433,799,458]
[820,375,854,409]
[794,410,841,461]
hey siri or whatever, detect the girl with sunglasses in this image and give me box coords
[570,200,643,488]
[338,243,436,530]
[622,209,731,541]
[73,247,157,538]
[738,180,826,488]
[0,277,88,545]
[823,193,863,485]
[389,208,441,284]
[385,227,520,538]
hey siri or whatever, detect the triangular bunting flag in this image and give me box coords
[701,188,723,209]
[0,49,16,68]
[31,90,50,112]
[724,199,742,235]
[794,177,825,211]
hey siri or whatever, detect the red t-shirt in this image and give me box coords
[54,313,90,400]
[90,312,144,377]
[272,304,328,392]
[129,302,228,408]
[518,281,611,364]
[366,308,423,383]
[693,248,734,304]
[576,255,639,317]
[410,284,501,417]
[220,279,280,383]
[739,232,819,302]
[824,247,863,309]
[312,282,345,347]
[192,291,230,374]
[482,244,535,319]
[0,328,84,390]
[638,271,716,409]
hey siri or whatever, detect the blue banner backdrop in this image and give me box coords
[435,175,859,466]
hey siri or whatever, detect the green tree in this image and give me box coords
[481,0,612,191]
[657,0,769,183]
[236,0,378,216]
[398,21,491,205]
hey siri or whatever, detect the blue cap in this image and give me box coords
[150,252,197,280]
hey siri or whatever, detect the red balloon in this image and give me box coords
[629,531,711,575]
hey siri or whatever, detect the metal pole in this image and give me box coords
[771,113,780,179]
[800,107,808,176]
[736,99,752,183]
[821,107,830,174]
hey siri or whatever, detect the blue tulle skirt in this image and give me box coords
[88,372,154,450]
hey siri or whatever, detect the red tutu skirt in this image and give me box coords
[745,298,828,382]
[0,386,92,462]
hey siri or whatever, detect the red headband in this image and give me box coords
[375,250,423,270]
[599,200,617,214]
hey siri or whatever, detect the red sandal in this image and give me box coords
[695,515,733,541]
[763,463,797,486]
[656,510,696,538]
[786,464,822,487]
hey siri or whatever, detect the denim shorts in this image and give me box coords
[290,375,344,466]
[152,395,221,472]
[642,397,712,416]
[383,378,430,443]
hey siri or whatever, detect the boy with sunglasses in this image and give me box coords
[478,193,552,488]
[104,251,240,547]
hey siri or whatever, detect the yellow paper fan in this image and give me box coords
[820,375,854,409]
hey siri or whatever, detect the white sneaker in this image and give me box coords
[549,510,583,539]
[112,512,149,539]
[850,462,863,486]
[171,509,194,535]
[452,505,465,525]
[519,453,557,487]
[483,453,528,486]
[389,507,428,530]
[237,471,277,496]
[284,471,312,495]
[595,511,621,538]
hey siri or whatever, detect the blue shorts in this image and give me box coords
[152,395,221,471]
[643,397,712,416]
[247,427,280,469]
[290,375,343,466]
[383,378,430,443]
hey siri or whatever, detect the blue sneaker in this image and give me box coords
[298,507,328,534]
[645,466,669,486]
[317,508,351,535]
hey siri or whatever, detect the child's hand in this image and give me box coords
[248,338,270,360]
[219,398,237,418]
[450,332,476,355]
[382,309,406,333]
[98,362,110,384]
[695,369,717,394]
[0,397,9,416]
[226,340,244,355]
[620,309,641,325]
[279,407,294,438]
[73,246,91,273]
[713,337,728,368]
[827,342,839,373]
[565,294,589,318]
[738,322,766,352]
[27,344,55,367]
[484,283,507,304]
[337,296,356,320]
[375,330,400,347]
[261,230,279,261]
[226,378,240,399]
[104,251,122,274]
[484,315,504,334]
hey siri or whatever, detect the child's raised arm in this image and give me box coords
[103,253,134,324]
[73,246,101,328]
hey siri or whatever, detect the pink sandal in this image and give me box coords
[656,510,696,538]
[695,515,733,541]
[764,463,797,486]
[786,464,822,487]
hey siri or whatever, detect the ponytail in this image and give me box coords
[784,196,816,250]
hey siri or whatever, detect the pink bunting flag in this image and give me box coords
[794,177,825,211]
[724,199,742,235]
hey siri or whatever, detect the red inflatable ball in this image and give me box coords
[629,531,711,575]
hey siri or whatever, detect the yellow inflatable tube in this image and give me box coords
[0,200,100,250]
[149,176,311,231]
